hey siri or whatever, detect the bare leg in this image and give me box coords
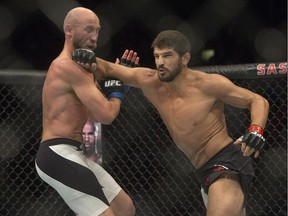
[110,190,135,216]
[74,206,116,216]
[99,207,116,216]
[74,191,134,216]
[206,173,246,216]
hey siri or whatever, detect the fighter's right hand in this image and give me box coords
[72,48,97,72]
[99,78,126,101]
[234,124,266,158]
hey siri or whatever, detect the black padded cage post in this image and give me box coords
[0,62,287,216]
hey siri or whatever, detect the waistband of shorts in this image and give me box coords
[41,138,82,149]
[196,141,236,171]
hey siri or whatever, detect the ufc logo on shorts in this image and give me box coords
[105,80,122,87]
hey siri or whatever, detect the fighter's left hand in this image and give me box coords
[115,49,140,67]
[234,125,266,158]
[113,49,140,93]
[72,48,97,73]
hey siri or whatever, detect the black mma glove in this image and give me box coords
[120,56,140,67]
[72,48,96,65]
[99,78,126,100]
[241,124,266,150]
[118,53,140,93]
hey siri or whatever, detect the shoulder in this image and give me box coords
[50,56,90,83]
[194,70,231,84]
[50,57,76,74]
[135,67,159,86]
[191,70,235,94]
[46,57,96,97]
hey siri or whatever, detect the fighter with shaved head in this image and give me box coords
[35,7,136,216]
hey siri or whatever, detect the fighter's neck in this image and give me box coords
[164,68,191,94]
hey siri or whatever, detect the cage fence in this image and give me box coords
[0,63,287,216]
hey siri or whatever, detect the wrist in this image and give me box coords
[108,92,125,100]
[248,124,264,135]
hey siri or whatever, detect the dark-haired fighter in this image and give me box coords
[74,30,269,216]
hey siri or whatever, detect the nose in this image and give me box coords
[156,56,164,66]
[83,134,89,141]
[90,31,99,43]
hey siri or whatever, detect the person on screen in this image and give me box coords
[82,120,102,164]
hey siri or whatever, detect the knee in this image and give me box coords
[114,196,135,216]
[110,190,136,216]
[126,199,136,216]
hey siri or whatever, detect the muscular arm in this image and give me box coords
[202,73,269,158]
[95,57,157,88]
[72,48,157,89]
[60,60,122,124]
[204,73,269,128]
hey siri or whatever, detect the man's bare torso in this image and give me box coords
[141,69,233,169]
[41,56,89,143]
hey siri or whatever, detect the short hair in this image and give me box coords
[151,30,191,56]
[86,120,95,132]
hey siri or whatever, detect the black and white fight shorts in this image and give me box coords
[35,138,121,216]
[195,142,254,208]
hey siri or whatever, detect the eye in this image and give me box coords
[85,26,96,33]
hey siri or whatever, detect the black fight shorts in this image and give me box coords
[35,138,121,216]
[196,142,254,201]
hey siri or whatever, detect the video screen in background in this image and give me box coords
[82,121,102,165]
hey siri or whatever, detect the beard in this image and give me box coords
[158,61,182,82]
[84,143,95,153]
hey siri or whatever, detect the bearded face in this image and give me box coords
[157,58,182,82]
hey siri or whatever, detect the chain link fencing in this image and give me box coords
[0,63,287,216]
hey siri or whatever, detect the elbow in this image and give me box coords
[254,94,269,109]
[90,112,116,125]
[89,99,121,125]
[261,96,270,111]
[264,97,269,110]
[99,115,116,125]
[99,111,119,125]
[102,118,115,125]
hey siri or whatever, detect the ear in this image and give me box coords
[64,24,72,36]
[182,52,191,65]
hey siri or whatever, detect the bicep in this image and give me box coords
[97,58,155,87]
[209,75,255,109]
[220,85,256,109]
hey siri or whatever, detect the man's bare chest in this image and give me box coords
[154,95,216,130]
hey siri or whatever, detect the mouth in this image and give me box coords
[158,67,167,75]
[85,45,96,51]
[89,46,96,50]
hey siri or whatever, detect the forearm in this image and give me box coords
[95,58,122,78]
[104,98,122,124]
[96,57,140,86]
[250,94,269,129]
[94,57,110,78]
[90,99,121,125]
